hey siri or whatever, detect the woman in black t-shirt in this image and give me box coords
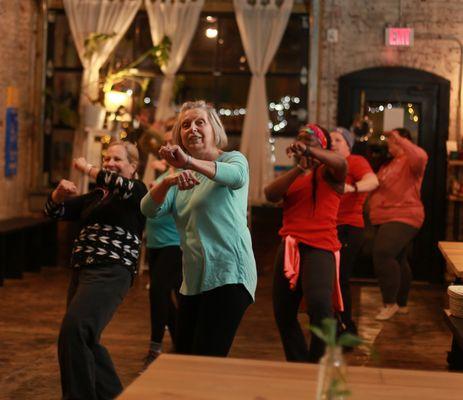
[44,141,147,400]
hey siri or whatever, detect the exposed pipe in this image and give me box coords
[308,0,322,123]
[398,0,403,26]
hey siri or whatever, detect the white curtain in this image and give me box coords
[145,0,204,121]
[63,0,142,187]
[234,0,293,204]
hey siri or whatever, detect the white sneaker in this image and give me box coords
[375,304,399,320]
[397,306,409,315]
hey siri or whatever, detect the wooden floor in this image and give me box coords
[0,264,454,400]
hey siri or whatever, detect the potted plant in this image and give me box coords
[310,318,363,400]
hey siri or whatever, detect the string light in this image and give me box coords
[218,95,301,137]
[205,28,218,39]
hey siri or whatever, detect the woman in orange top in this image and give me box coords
[265,124,347,362]
[330,127,378,335]
[369,128,428,320]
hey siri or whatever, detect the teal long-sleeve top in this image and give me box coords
[140,151,257,300]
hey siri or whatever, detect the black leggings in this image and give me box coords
[59,264,131,400]
[337,225,364,333]
[148,246,182,346]
[372,222,419,306]
[273,242,335,363]
[176,284,252,357]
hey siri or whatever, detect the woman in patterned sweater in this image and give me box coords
[44,141,147,400]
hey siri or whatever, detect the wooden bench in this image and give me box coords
[444,309,463,349]
[438,241,463,369]
[437,241,463,278]
[0,217,57,286]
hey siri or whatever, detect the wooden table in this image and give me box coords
[438,241,463,278]
[118,354,463,399]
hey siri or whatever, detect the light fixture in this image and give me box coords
[206,28,218,39]
[104,90,132,113]
[206,16,217,23]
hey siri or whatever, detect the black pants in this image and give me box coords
[176,284,252,357]
[372,222,419,306]
[273,242,335,363]
[337,225,364,333]
[148,246,182,346]
[58,264,131,400]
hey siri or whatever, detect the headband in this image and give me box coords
[300,123,328,149]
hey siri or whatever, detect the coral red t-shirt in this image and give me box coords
[337,155,373,228]
[279,167,342,252]
[369,137,428,228]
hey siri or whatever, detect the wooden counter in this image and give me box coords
[118,354,463,399]
[438,241,463,278]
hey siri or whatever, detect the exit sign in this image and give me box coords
[385,27,414,47]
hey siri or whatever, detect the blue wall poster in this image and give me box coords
[5,107,18,177]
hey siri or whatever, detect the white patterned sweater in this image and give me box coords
[44,170,147,275]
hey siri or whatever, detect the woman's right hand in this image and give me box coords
[159,144,190,169]
[51,179,77,203]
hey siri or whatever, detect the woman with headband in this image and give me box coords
[265,123,347,362]
[330,127,378,336]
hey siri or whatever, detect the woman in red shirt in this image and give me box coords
[369,128,428,320]
[265,124,347,362]
[330,127,378,335]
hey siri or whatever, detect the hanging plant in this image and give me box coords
[83,32,117,59]
[102,36,172,98]
[149,35,172,69]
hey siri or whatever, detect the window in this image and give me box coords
[43,9,309,184]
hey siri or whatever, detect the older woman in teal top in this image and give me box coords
[140,100,257,357]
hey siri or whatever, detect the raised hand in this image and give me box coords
[51,179,78,203]
[176,170,200,191]
[286,141,308,158]
[384,130,400,143]
[159,145,190,169]
[73,157,89,174]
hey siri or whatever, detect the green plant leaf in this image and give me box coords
[338,333,363,348]
[84,32,116,59]
[309,325,328,343]
[322,318,337,347]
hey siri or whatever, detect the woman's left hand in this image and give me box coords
[159,145,190,168]
[176,170,200,191]
[73,157,89,174]
[287,141,308,158]
[344,183,356,193]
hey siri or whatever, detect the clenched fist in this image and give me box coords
[51,179,78,203]
[73,157,89,174]
[159,145,190,169]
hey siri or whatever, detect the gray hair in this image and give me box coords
[172,100,228,152]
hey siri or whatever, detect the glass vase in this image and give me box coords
[315,346,349,400]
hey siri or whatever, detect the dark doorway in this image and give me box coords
[337,66,450,282]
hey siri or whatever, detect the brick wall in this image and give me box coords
[317,0,463,141]
[0,1,38,219]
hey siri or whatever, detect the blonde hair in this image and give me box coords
[107,140,139,178]
[172,100,228,152]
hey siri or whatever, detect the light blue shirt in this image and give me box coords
[146,171,180,249]
[140,151,257,300]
